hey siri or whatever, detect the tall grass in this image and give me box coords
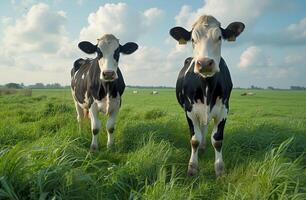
[0,89,305,199]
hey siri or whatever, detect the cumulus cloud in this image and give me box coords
[2,3,67,54]
[238,46,271,69]
[79,3,164,43]
[234,45,306,88]
[287,17,306,38]
[0,2,77,81]
[249,17,306,47]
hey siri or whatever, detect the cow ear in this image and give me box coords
[78,41,97,54]
[221,22,245,42]
[120,42,138,54]
[169,27,191,45]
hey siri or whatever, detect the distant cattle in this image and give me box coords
[71,34,138,151]
[151,91,158,95]
[170,15,245,176]
[133,90,138,94]
[241,92,255,96]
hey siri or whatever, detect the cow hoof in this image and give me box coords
[215,160,224,177]
[90,145,98,152]
[187,162,198,177]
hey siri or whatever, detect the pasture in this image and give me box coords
[0,88,305,199]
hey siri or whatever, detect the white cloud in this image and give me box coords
[249,17,306,47]
[1,16,12,26]
[287,17,306,38]
[2,3,67,54]
[175,0,273,28]
[79,3,164,43]
[238,46,270,69]
[0,2,77,82]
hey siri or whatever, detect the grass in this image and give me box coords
[0,88,305,199]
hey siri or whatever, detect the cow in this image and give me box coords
[169,15,244,176]
[71,34,138,151]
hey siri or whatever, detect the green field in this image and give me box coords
[0,89,305,199]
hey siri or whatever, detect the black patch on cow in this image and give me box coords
[191,139,199,149]
[213,119,226,141]
[92,129,99,135]
[213,140,223,152]
[113,47,120,62]
[96,48,103,59]
[72,58,84,74]
[108,127,114,134]
[185,113,195,137]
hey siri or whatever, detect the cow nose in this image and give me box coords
[196,58,215,73]
[103,70,115,80]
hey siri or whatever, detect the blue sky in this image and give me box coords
[0,0,306,88]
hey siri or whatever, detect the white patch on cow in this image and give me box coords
[191,15,222,75]
[209,97,227,122]
[71,89,83,124]
[74,68,81,80]
[184,59,195,76]
[211,134,224,176]
[91,134,98,150]
[89,102,101,150]
[106,106,119,149]
[96,93,120,116]
[189,125,202,165]
[187,99,209,126]
[97,34,119,80]
[199,125,208,150]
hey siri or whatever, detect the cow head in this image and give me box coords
[170,15,244,78]
[78,34,138,81]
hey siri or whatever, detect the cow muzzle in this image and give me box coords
[195,58,216,75]
[102,70,116,81]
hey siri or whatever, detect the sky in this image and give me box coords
[0,0,306,88]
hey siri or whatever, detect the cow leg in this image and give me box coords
[211,118,226,177]
[186,114,202,176]
[106,108,118,149]
[199,125,208,150]
[74,100,84,132]
[89,103,101,152]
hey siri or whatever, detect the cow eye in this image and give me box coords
[191,38,195,43]
[218,36,222,41]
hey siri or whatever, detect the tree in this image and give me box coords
[5,83,22,89]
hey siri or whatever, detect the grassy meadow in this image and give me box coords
[0,88,305,199]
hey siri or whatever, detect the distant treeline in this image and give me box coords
[1,83,306,90]
[234,85,306,90]
[126,85,175,89]
[0,82,70,89]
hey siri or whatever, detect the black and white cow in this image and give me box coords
[169,15,244,176]
[71,34,138,151]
